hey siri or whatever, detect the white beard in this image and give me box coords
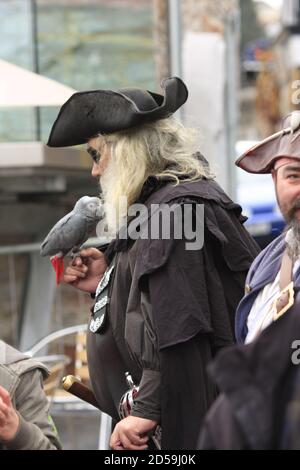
[97,160,128,238]
[286,221,300,260]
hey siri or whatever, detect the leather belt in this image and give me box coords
[273,248,295,321]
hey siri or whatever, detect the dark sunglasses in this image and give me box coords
[87,147,101,164]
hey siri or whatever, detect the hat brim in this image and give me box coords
[235,129,300,173]
[47,77,188,148]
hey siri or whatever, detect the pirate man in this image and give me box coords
[235,111,300,344]
[47,77,258,449]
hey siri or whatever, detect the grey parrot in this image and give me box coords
[40,195,104,283]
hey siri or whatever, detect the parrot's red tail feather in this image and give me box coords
[50,256,65,285]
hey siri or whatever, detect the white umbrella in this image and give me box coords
[0,58,76,107]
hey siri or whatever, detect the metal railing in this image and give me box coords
[0,236,110,255]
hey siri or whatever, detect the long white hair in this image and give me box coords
[96,117,212,235]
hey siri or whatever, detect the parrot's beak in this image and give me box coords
[95,202,104,220]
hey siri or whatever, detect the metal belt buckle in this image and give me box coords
[273,281,294,321]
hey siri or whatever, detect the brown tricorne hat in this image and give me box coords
[235,111,300,173]
[47,76,188,148]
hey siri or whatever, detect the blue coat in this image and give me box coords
[235,232,300,343]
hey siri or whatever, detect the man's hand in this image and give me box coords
[63,247,108,293]
[0,386,19,442]
[110,416,157,450]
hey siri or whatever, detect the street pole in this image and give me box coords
[168,0,182,77]
[224,9,240,200]
[30,0,41,141]
[168,0,182,120]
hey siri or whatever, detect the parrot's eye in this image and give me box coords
[87,147,101,165]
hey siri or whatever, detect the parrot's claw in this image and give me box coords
[70,248,81,266]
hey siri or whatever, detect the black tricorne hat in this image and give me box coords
[47,76,188,148]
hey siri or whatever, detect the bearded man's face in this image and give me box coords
[273,162,300,223]
[273,161,300,257]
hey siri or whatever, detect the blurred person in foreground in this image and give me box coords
[199,111,300,449]
[0,340,61,450]
[47,77,259,450]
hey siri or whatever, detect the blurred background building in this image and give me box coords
[0,0,158,348]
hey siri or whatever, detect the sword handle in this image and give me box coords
[62,375,99,409]
[125,372,135,390]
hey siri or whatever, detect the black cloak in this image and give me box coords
[104,176,259,449]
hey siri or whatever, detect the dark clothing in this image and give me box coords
[235,233,287,343]
[160,334,217,449]
[87,324,130,421]
[199,231,300,450]
[235,232,300,343]
[198,295,300,450]
[88,177,259,449]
